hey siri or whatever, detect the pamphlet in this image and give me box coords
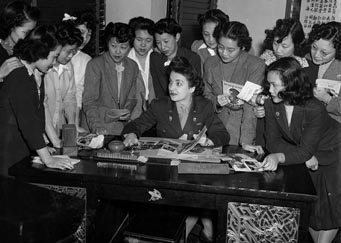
[237,81,263,105]
[316,79,341,96]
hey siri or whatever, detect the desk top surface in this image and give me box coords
[9,145,317,202]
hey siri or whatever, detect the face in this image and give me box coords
[168,71,195,103]
[202,21,218,49]
[155,33,179,60]
[217,36,242,63]
[267,70,285,103]
[77,24,92,50]
[310,39,336,65]
[273,34,295,59]
[10,20,36,44]
[107,37,131,64]
[35,45,62,73]
[133,29,153,57]
[57,44,78,65]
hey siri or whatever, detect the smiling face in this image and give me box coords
[168,71,195,104]
[133,29,153,57]
[217,36,242,63]
[273,34,295,59]
[56,44,78,65]
[10,19,36,44]
[202,21,218,49]
[310,38,336,65]
[155,32,179,60]
[35,45,62,73]
[267,70,285,103]
[107,37,131,64]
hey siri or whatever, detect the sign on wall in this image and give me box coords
[299,0,341,35]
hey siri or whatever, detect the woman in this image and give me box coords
[261,57,340,243]
[191,9,229,67]
[0,25,74,176]
[150,18,201,98]
[128,16,156,117]
[204,21,265,151]
[305,21,341,123]
[0,1,40,87]
[83,22,138,135]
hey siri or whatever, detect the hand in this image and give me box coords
[253,106,265,118]
[305,156,318,171]
[193,133,214,146]
[261,153,284,171]
[123,133,139,147]
[52,139,62,148]
[242,144,264,155]
[47,146,57,155]
[217,94,229,107]
[314,87,332,104]
[95,127,107,135]
[0,57,23,79]
[44,156,74,170]
[77,126,88,134]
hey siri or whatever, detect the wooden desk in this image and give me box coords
[9,146,317,243]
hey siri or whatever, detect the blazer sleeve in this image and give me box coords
[122,62,138,113]
[83,59,102,131]
[8,71,46,150]
[203,59,220,111]
[265,100,328,164]
[63,65,77,124]
[326,96,341,118]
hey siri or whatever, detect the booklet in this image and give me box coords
[229,153,264,172]
[316,79,341,96]
[237,81,263,105]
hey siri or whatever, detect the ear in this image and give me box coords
[175,33,181,42]
[189,86,195,94]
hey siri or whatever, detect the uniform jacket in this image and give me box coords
[150,47,202,98]
[122,96,230,146]
[0,66,46,175]
[83,53,138,135]
[203,51,265,145]
[305,59,341,123]
[265,98,340,165]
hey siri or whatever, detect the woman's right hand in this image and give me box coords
[305,156,318,171]
[253,106,265,118]
[217,94,229,107]
[123,133,140,147]
[44,156,74,170]
[0,57,23,79]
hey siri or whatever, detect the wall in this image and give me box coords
[106,0,167,24]
[217,0,287,56]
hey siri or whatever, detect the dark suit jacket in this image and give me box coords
[122,96,230,146]
[0,44,10,90]
[0,66,46,175]
[150,47,202,98]
[264,98,340,165]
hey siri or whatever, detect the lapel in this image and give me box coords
[323,59,341,81]
[104,52,120,105]
[119,58,128,106]
[289,105,304,144]
[211,57,224,91]
[167,99,183,136]
[273,103,293,141]
[182,97,201,138]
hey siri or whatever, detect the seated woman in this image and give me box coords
[83,22,138,135]
[203,21,265,152]
[261,57,341,243]
[0,25,73,176]
[304,21,341,123]
[191,9,229,68]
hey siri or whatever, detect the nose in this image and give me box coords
[169,81,175,91]
[141,40,146,47]
[160,42,166,51]
[208,35,214,43]
[114,47,121,55]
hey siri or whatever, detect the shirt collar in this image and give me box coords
[198,42,216,56]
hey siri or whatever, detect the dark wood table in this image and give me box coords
[9,146,317,243]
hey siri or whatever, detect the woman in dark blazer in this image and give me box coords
[261,57,341,243]
[0,25,74,176]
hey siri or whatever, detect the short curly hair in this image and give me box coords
[129,16,155,36]
[55,21,83,47]
[0,1,40,39]
[197,9,229,28]
[214,21,252,52]
[306,21,341,60]
[153,18,182,37]
[104,22,134,48]
[266,57,313,105]
[13,25,59,63]
[166,56,204,96]
[263,19,306,57]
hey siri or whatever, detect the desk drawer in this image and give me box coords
[97,184,215,209]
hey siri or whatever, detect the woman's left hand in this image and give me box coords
[314,87,332,104]
[305,156,318,171]
[261,153,284,171]
[242,144,264,154]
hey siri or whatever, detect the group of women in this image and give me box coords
[0,1,340,243]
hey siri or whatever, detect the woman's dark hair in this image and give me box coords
[167,56,204,96]
[129,16,155,36]
[104,22,134,48]
[214,21,252,51]
[266,57,313,105]
[153,18,182,36]
[306,21,341,60]
[73,10,97,33]
[13,25,59,63]
[0,1,40,39]
[197,9,229,28]
[55,21,83,47]
[263,19,306,57]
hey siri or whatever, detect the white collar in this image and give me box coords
[198,42,216,56]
